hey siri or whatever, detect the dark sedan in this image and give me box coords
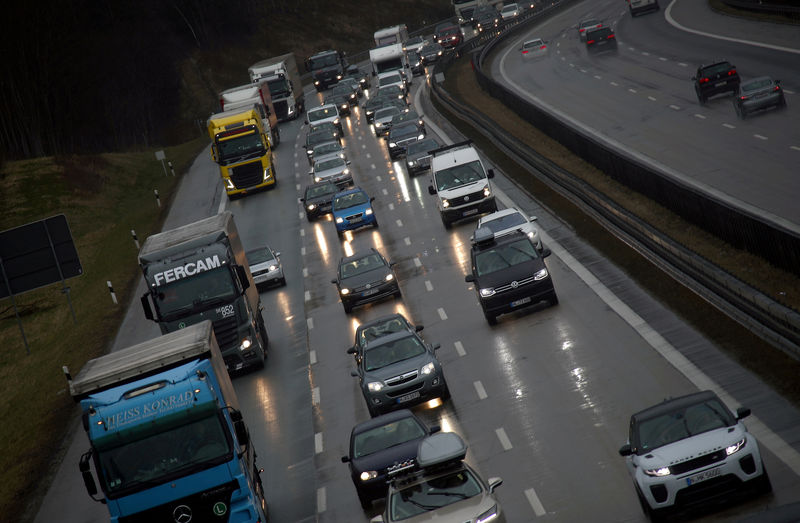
[300,181,339,221]
[341,410,440,508]
[324,92,351,117]
[418,42,444,64]
[405,137,440,176]
[349,313,423,361]
[331,248,401,313]
[734,76,786,119]
[387,122,426,159]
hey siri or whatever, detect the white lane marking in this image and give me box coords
[307,317,314,330]
[784,89,796,95]
[495,428,513,451]
[315,433,323,454]
[389,203,395,210]
[694,114,706,120]
[366,153,372,159]
[425,280,433,291]
[300,228,305,237]
[658,57,667,61]
[301,247,306,256]
[455,341,466,356]
[294,162,299,169]
[579,69,587,74]
[754,134,768,141]
[628,88,637,94]
[414,257,422,267]
[309,350,317,365]
[665,0,800,55]
[303,267,309,277]
[376,175,383,182]
[296,183,301,191]
[791,145,800,152]
[299,212,304,220]
[723,123,736,129]
[641,51,650,56]
[628,47,636,51]
[382,188,389,195]
[647,96,657,101]
[678,62,688,67]
[594,75,602,80]
[312,387,320,405]
[361,144,367,149]
[525,488,547,517]
[569,63,575,68]
[371,163,376,170]
[437,308,448,320]
[610,81,619,87]
[317,487,326,513]
[669,104,681,110]
[474,380,487,399]
[404,237,411,245]
[304,290,311,302]
[396,219,403,227]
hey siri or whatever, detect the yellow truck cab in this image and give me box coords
[207,107,276,197]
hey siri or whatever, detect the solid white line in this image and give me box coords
[754,134,768,141]
[404,237,411,246]
[317,487,326,513]
[474,380,487,399]
[425,280,433,291]
[307,317,314,330]
[437,308,447,320]
[315,433,323,454]
[396,219,403,227]
[309,350,317,365]
[414,257,422,267]
[525,488,547,517]
[495,427,512,450]
[312,387,320,405]
[304,290,311,302]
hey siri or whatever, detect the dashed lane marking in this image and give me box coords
[307,317,314,330]
[437,308,447,320]
[754,134,768,141]
[404,237,411,245]
[425,280,433,291]
[525,488,547,517]
[495,428,512,451]
[414,257,422,267]
[315,433,323,454]
[474,380,487,399]
[312,387,320,405]
[309,350,317,365]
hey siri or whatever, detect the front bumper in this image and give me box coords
[363,372,448,415]
[252,266,283,286]
[479,276,555,317]
[441,195,496,223]
[335,211,377,232]
[342,279,399,310]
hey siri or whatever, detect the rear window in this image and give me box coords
[742,78,773,92]
[700,62,733,76]
[587,28,612,39]
[523,39,544,49]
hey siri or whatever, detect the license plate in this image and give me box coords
[715,80,727,87]
[397,391,421,403]
[362,288,379,296]
[511,297,531,307]
[350,217,362,223]
[686,467,721,486]
[463,208,478,216]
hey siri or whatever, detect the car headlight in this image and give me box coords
[341,104,348,110]
[726,437,746,455]
[336,74,342,80]
[375,122,383,128]
[360,471,378,481]
[384,273,395,282]
[442,198,450,208]
[340,287,350,295]
[333,118,340,125]
[307,149,313,156]
[239,337,252,351]
[365,208,373,215]
[314,80,320,85]
[476,504,499,523]
[314,176,322,182]
[644,466,671,477]
[408,160,416,166]
[307,203,316,211]
[483,186,491,197]
[534,268,549,280]
[420,362,435,375]
[527,231,537,241]
[479,287,495,297]
[367,381,384,392]
[268,264,278,272]
[339,152,345,159]
[389,142,397,148]
[418,134,425,140]
[438,51,443,56]
[336,217,344,223]
[343,168,350,175]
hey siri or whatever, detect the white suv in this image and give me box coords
[427,141,497,229]
[306,103,344,137]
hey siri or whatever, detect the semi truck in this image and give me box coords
[219,82,280,147]
[305,49,347,91]
[139,211,268,372]
[207,107,277,197]
[64,321,269,522]
[373,24,409,47]
[248,53,305,121]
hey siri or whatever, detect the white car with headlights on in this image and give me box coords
[619,390,771,520]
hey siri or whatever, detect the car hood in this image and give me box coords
[400,491,498,523]
[364,352,432,381]
[313,64,343,77]
[351,439,421,474]
[635,425,746,467]
[315,164,348,178]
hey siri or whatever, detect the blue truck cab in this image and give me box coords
[64,321,268,522]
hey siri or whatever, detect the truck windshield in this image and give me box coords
[99,414,231,497]
[266,77,289,97]
[217,132,265,164]
[310,54,339,70]
[435,160,486,190]
[154,266,237,317]
[376,58,404,75]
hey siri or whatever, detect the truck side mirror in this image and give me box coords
[465,274,475,282]
[235,265,251,291]
[79,451,99,498]
[210,144,218,163]
[487,168,495,178]
[234,419,249,446]
[140,293,154,321]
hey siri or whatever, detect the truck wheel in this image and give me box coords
[484,312,497,325]
[273,128,281,146]
[343,302,353,314]
[441,215,452,229]
[548,290,559,306]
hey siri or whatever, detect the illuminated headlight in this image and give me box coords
[413,61,420,67]
[420,362,435,375]
[527,231,537,240]
[225,178,235,189]
[476,504,499,523]
[365,208,373,215]
[336,217,344,223]
[239,338,252,351]
[397,94,403,99]
[333,118,340,125]
[336,74,342,80]
[389,142,397,148]
[343,168,350,175]
[314,80,320,86]
[360,79,367,85]
[366,110,374,117]
[534,268,549,280]
[437,51,443,56]
[375,122,383,128]
[307,149,313,156]
[268,264,278,272]
[341,104,348,110]
[385,273,394,282]
[418,120,424,126]
[340,287,350,295]
[442,199,450,208]
[644,466,671,477]
[726,437,746,455]
[418,134,425,140]
[349,94,356,100]
[367,381,384,392]
[314,176,322,182]
[339,152,345,159]
[360,471,378,481]
[408,160,416,166]
[483,186,491,197]
[307,203,316,211]
[479,287,496,297]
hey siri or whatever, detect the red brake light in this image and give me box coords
[773,86,780,91]
[587,39,595,44]
[580,28,585,32]
[739,95,748,100]
[728,69,737,76]
[541,45,547,49]
[522,50,528,54]
[699,77,709,84]
[607,34,615,39]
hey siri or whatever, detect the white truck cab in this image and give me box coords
[427,141,497,229]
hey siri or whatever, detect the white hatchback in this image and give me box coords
[500,2,520,19]
[520,38,548,60]
[475,207,542,251]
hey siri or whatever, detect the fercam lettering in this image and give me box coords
[154,255,222,286]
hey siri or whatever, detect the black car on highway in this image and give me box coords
[387,122,425,159]
[585,26,617,53]
[331,248,400,313]
[405,137,440,176]
[300,181,338,221]
[692,60,740,105]
[349,313,423,362]
[341,410,440,509]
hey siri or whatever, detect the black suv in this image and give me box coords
[692,61,740,105]
[465,227,557,324]
[585,27,617,53]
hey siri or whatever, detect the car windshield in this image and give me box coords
[524,40,544,49]
[217,132,265,163]
[393,111,420,124]
[389,468,482,520]
[308,132,334,147]
[580,19,600,28]
[391,124,420,139]
[306,184,337,198]
[340,253,385,279]
[434,160,486,190]
[334,191,369,210]
[588,28,612,39]
[314,143,342,156]
[308,107,337,123]
[358,316,410,347]
[353,418,426,458]
[364,335,427,371]
[474,238,538,276]
[407,140,437,156]
[376,107,400,120]
[154,266,237,317]
[316,158,345,171]
[742,78,773,92]
[482,212,526,232]
[635,398,735,452]
[502,4,517,13]
[246,247,275,265]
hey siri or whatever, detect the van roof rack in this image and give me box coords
[430,140,473,157]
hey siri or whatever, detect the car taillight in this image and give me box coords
[587,39,595,44]
[773,86,781,92]
[739,96,748,100]
[541,45,547,49]
[607,34,615,39]
[728,69,737,76]
[522,50,529,54]
[699,77,710,84]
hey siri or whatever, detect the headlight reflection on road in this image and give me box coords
[450,234,470,277]
[313,223,330,265]
[393,161,412,202]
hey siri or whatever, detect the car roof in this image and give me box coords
[341,248,381,264]
[352,408,419,434]
[357,312,409,331]
[481,207,521,220]
[631,390,720,423]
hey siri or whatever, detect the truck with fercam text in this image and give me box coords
[305,49,348,91]
[219,82,280,147]
[64,321,269,522]
[248,53,305,121]
[207,107,277,197]
[139,211,268,373]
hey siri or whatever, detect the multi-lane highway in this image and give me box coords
[35,2,800,522]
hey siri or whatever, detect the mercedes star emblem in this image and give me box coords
[173,505,192,523]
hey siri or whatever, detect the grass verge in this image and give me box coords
[0,137,207,522]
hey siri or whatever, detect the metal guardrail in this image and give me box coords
[427,1,800,358]
[722,0,800,18]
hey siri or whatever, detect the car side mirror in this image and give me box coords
[432,343,441,350]
[350,370,359,377]
[415,325,424,332]
[370,197,375,202]
[530,216,538,222]
[347,347,357,354]
[619,444,632,456]
[430,425,441,434]
[465,274,475,282]
[487,168,495,178]
[308,169,314,176]
[275,252,281,257]
[541,247,552,258]
[428,185,436,195]
[331,279,337,284]
[346,160,351,165]
[737,407,751,420]
[389,261,396,267]
[487,477,503,493]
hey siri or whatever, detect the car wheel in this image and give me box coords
[279,277,287,287]
[696,89,706,105]
[548,290,559,306]
[441,215,452,229]
[357,489,373,510]
[635,484,666,522]
[755,463,773,495]
[441,381,452,401]
[393,288,402,299]
[306,213,315,222]
[485,312,497,325]
[373,217,379,228]
[779,95,787,108]
[343,302,353,314]
[740,107,747,119]
[367,403,381,417]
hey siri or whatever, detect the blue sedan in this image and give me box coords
[332,187,377,237]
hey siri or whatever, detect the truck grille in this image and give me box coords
[212,315,239,350]
[230,161,263,188]
[449,188,486,207]
[273,100,289,120]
